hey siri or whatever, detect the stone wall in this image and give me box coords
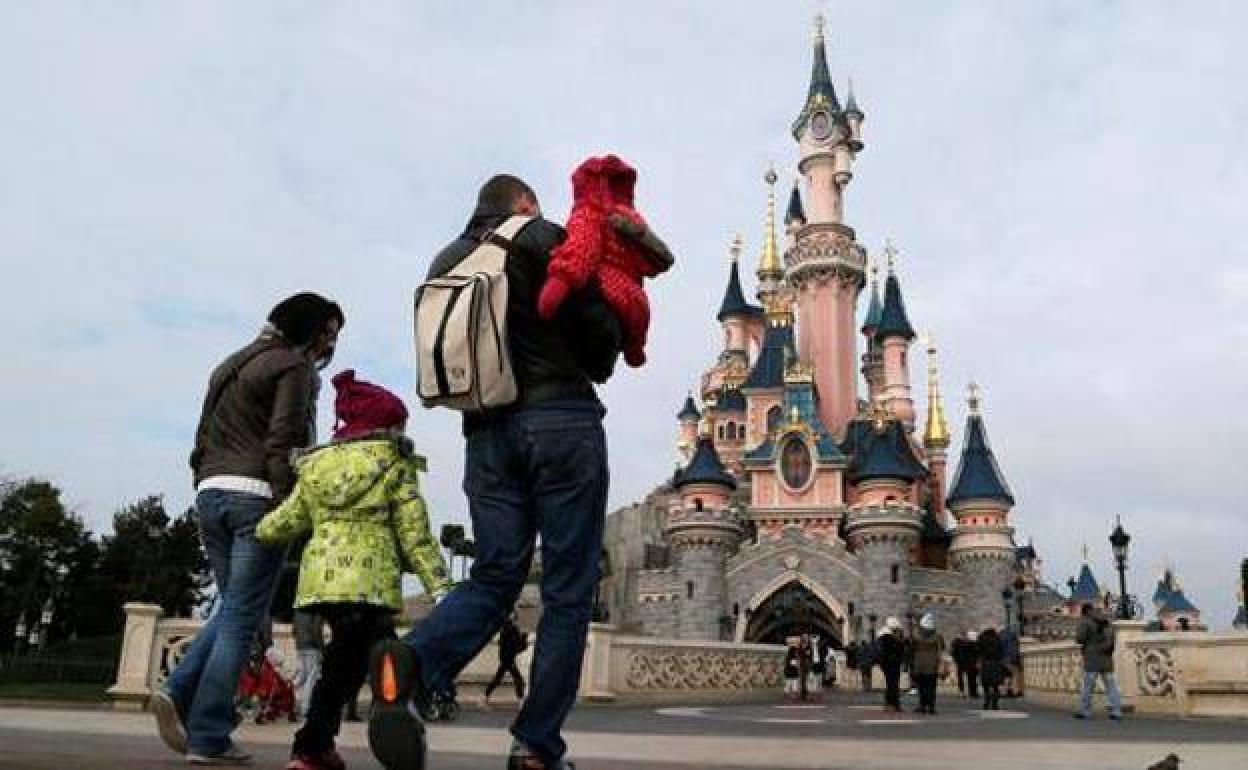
[109,606,786,709]
[951,551,1013,632]
[675,544,729,640]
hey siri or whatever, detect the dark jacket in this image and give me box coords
[190,334,317,501]
[877,631,906,672]
[910,629,946,675]
[951,636,979,669]
[977,629,1006,686]
[426,202,623,425]
[1076,615,1116,673]
[499,618,528,661]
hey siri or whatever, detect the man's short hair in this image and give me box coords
[268,292,345,346]
[477,174,536,210]
[1080,603,1094,616]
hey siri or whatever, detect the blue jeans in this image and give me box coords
[165,489,286,755]
[405,400,608,765]
[1079,670,1123,717]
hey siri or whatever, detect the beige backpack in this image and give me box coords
[414,215,531,412]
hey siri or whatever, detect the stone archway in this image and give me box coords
[737,572,848,647]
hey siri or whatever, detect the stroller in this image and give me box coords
[237,647,297,724]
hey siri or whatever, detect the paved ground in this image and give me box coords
[0,691,1244,769]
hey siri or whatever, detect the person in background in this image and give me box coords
[783,642,801,701]
[909,613,946,715]
[1074,603,1123,720]
[291,610,324,720]
[977,627,1006,711]
[153,293,343,766]
[951,630,979,699]
[482,613,529,710]
[857,636,876,693]
[877,619,906,713]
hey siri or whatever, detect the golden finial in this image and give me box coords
[758,166,782,278]
[729,233,743,263]
[923,334,951,449]
[967,381,982,416]
[884,237,898,273]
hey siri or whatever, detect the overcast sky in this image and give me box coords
[1,2,1244,627]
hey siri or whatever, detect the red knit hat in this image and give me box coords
[331,370,409,440]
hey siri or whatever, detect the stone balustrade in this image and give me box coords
[109,605,786,710]
[1022,620,1248,718]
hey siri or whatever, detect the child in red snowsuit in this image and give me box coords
[537,154,674,367]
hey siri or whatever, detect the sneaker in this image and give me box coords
[186,743,253,765]
[286,749,347,770]
[1072,712,1088,719]
[367,639,427,770]
[150,690,188,755]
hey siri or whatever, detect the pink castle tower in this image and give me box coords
[787,14,868,437]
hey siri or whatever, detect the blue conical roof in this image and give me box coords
[743,323,795,390]
[861,281,883,333]
[674,436,736,490]
[874,271,916,341]
[791,22,841,139]
[1070,564,1101,603]
[677,393,700,422]
[785,182,806,225]
[844,82,863,117]
[1160,590,1198,614]
[848,420,928,483]
[947,413,1014,507]
[717,259,762,322]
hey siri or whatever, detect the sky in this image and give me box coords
[1,1,1245,628]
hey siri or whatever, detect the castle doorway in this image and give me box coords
[744,580,844,647]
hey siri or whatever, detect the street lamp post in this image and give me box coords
[1013,576,1027,636]
[1109,516,1132,620]
[1240,558,1247,626]
[1002,588,1014,630]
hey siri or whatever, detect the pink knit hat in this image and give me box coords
[331,370,408,440]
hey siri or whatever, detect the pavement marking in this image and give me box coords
[858,718,922,725]
[653,707,710,718]
[759,718,825,724]
[775,704,826,710]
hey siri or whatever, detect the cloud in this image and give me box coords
[0,1,1244,626]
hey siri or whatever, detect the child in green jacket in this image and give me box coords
[257,369,450,770]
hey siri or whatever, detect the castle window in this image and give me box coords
[767,405,783,434]
[717,425,725,440]
[686,581,695,600]
[890,564,900,584]
[694,498,704,512]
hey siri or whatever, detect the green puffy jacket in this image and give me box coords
[256,435,451,613]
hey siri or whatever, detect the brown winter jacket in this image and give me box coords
[189,333,317,502]
[910,629,946,675]
[1076,615,1117,673]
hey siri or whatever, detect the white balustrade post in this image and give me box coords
[107,602,164,711]
[579,623,617,702]
[1112,619,1147,712]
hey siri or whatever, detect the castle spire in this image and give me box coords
[923,336,951,449]
[861,256,883,334]
[717,235,759,322]
[758,165,782,279]
[947,383,1014,506]
[784,178,806,228]
[875,240,916,342]
[792,12,841,139]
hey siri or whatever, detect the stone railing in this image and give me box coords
[1022,620,1248,718]
[109,604,785,709]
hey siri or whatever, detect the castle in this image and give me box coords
[602,15,1050,645]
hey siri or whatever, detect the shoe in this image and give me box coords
[186,743,253,765]
[507,743,576,770]
[286,749,347,770]
[150,690,188,755]
[1073,712,1088,719]
[367,639,427,770]
[1109,713,1122,721]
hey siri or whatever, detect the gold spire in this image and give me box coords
[923,334,951,449]
[758,165,782,278]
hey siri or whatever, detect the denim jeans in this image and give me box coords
[1079,670,1123,717]
[165,489,285,755]
[404,400,608,766]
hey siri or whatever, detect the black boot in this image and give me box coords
[367,639,427,770]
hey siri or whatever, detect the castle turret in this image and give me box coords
[676,392,701,462]
[788,14,867,436]
[667,436,742,640]
[717,236,762,356]
[948,384,1017,631]
[923,337,952,517]
[876,242,917,430]
[845,404,926,625]
[860,258,885,404]
[844,78,864,149]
